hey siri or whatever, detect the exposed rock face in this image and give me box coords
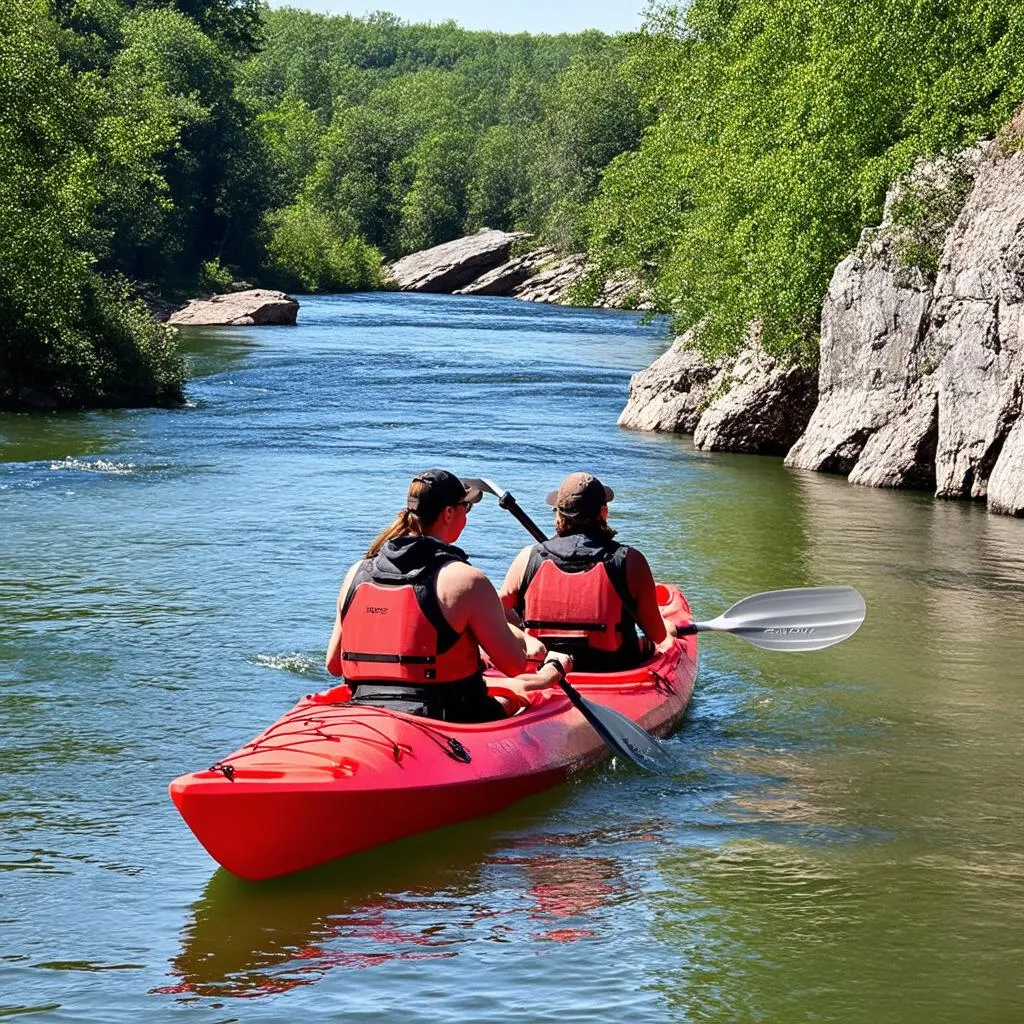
[785,141,1024,514]
[784,238,938,488]
[988,414,1024,514]
[455,247,556,296]
[618,334,729,433]
[694,343,818,455]
[386,228,527,292]
[931,150,1024,502]
[510,253,649,308]
[168,289,298,326]
[384,232,649,309]
[512,253,587,303]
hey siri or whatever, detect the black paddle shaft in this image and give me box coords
[497,492,547,543]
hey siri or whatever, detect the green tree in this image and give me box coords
[265,201,383,292]
[0,0,181,408]
[587,0,1024,360]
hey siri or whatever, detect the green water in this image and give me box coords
[1,293,1022,1022]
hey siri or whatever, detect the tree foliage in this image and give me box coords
[10,0,1023,406]
[0,0,182,408]
[586,0,1024,360]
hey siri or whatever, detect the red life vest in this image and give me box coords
[339,538,482,686]
[518,535,639,665]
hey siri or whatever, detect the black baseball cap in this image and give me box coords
[546,472,614,517]
[407,469,482,519]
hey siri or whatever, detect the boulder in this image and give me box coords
[509,253,649,308]
[618,334,730,433]
[386,228,527,293]
[512,254,587,303]
[784,238,939,487]
[694,342,818,455]
[168,289,298,326]
[456,247,556,296]
[930,149,1024,500]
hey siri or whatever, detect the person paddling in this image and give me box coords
[326,469,571,722]
[499,472,675,672]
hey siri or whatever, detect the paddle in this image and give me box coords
[677,586,866,652]
[462,477,547,543]
[466,475,866,772]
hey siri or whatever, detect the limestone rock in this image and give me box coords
[168,289,298,326]
[930,150,1024,500]
[617,334,729,433]
[785,239,938,486]
[386,229,527,293]
[987,406,1024,515]
[694,344,818,455]
[512,254,587,303]
[596,276,649,310]
[510,253,648,308]
[456,247,556,296]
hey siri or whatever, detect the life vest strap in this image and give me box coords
[523,619,620,633]
[342,652,437,665]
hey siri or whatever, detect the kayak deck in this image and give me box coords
[169,583,698,880]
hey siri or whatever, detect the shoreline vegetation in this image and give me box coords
[3,0,1023,414]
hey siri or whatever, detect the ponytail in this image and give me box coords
[366,509,424,557]
[365,477,444,557]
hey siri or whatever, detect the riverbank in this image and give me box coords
[382,227,649,311]
[615,136,1024,518]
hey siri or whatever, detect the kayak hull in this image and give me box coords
[169,583,698,881]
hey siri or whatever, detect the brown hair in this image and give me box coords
[554,511,616,542]
[366,478,442,557]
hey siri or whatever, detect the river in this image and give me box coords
[2,293,1022,1022]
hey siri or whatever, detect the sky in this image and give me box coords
[266,0,648,36]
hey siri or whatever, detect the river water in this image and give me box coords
[2,293,1023,1023]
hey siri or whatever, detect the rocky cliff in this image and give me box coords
[622,132,1024,517]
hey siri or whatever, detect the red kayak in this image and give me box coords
[169,583,698,881]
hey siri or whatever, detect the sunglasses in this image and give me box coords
[457,501,473,512]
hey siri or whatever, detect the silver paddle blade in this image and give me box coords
[461,477,506,500]
[696,586,866,651]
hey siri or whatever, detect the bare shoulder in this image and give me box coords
[436,559,489,600]
[625,545,656,586]
[625,545,652,569]
[337,560,364,605]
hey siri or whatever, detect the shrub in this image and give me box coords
[265,202,384,292]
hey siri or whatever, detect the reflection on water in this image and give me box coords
[156,800,647,1000]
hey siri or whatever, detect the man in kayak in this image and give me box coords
[499,472,674,672]
[326,468,571,722]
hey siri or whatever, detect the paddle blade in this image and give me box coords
[697,586,866,651]
[556,679,674,773]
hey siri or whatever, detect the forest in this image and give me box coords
[2,0,1023,408]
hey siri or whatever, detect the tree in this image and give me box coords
[0,0,181,408]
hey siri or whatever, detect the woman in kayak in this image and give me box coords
[326,468,571,722]
[499,472,675,672]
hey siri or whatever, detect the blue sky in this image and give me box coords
[266,0,648,35]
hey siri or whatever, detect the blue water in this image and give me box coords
[2,293,1023,1022]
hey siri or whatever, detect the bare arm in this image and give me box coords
[498,546,532,621]
[625,548,668,645]
[438,562,529,677]
[325,562,361,676]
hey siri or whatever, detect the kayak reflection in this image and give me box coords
[156,815,508,999]
[156,804,657,999]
